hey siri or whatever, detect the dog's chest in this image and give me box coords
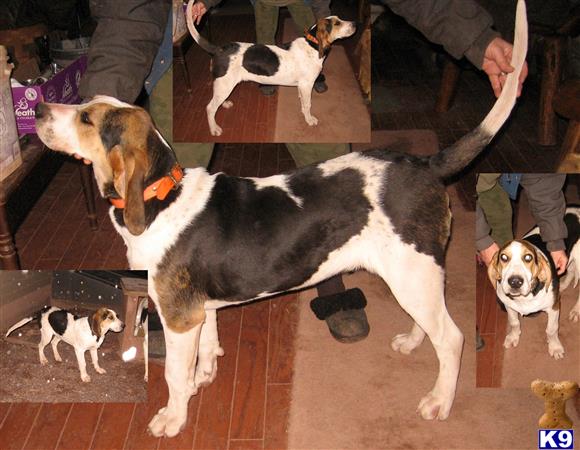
[498,287,556,315]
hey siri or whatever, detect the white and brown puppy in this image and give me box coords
[488,208,580,359]
[185,0,356,136]
[33,0,526,437]
[5,306,125,382]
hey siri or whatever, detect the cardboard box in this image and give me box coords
[11,55,87,135]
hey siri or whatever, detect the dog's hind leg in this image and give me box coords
[570,291,580,322]
[377,247,463,421]
[206,76,237,137]
[51,336,63,362]
[38,327,53,365]
[195,309,224,387]
[298,82,318,126]
[148,318,204,438]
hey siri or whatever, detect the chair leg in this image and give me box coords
[79,164,98,231]
[435,57,461,113]
[538,36,563,146]
[557,120,580,172]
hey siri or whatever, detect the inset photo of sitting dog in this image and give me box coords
[476,173,580,388]
[0,270,148,402]
[173,0,371,143]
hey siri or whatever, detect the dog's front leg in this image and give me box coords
[90,347,107,374]
[148,322,202,438]
[195,309,224,387]
[546,308,564,359]
[503,307,521,348]
[298,83,318,126]
[74,348,91,382]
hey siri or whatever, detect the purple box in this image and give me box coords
[11,55,87,135]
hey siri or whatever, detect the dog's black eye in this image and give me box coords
[80,111,92,125]
[500,253,509,262]
[523,254,533,262]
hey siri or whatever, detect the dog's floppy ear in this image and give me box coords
[534,252,553,292]
[316,18,332,58]
[90,308,108,339]
[487,249,502,287]
[108,143,147,236]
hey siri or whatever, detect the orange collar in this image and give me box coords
[305,29,319,45]
[109,164,183,209]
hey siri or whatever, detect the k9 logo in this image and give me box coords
[539,430,574,449]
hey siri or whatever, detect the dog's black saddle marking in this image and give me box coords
[242,44,280,77]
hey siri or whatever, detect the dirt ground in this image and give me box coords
[0,316,147,403]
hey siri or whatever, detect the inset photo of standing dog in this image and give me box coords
[476,173,580,388]
[0,270,148,402]
[173,0,371,143]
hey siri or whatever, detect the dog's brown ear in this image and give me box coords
[316,18,332,58]
[487,249,502,287]
[108,143,147,236]
[535,252,553,292]
[90,308,107,339]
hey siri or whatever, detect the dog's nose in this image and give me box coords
[508,276,524,289]
[34,103,48,120]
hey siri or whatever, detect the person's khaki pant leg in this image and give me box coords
[477,174,514,246]
[254,0,279,44]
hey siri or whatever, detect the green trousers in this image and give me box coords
[254,0,316,45]
[477,174,514,246]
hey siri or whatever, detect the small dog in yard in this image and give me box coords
[488,207,580,359]
[5,306,125,382]
[185,0,356,136]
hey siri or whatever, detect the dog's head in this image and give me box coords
[315,16,356,58]
[487,239,552,297]
[90,308,125,339]
[35,95,172,235]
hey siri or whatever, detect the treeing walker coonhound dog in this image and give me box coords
[33,0,526,436]
[5,306,125,382]
[487,207,580,359]
[185,0,356,136]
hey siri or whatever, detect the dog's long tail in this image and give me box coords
[428,0,527,179]
[186,0,220,55]
[5,316,35,337]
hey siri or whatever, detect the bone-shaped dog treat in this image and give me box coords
[531,379,579,429]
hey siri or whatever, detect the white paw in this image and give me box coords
[417,391,452,421]
[40,358,48,366]
[503,333,520,349]
[222,100,233,109]
[195,346,224,387]
[54,355,62,362]
[305,115,318,126]
[95,367,107,375]
[147,407,187,438]
[548,341,565,360]
[209,124,223,136]
[81,374,91,383]
[144,375,148,382]
[569,308,580,322]
[391,333,421,355]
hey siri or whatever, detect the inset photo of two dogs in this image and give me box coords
[0,271,148,403]
[476,173,580,389]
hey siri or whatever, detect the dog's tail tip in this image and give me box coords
[5,317,34,337]
[185,0,219,55]
[429,0,527,179]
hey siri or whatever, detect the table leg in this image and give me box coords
[0,192,20,269]
[79,164,98,230]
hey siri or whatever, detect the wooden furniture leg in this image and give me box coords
[0,191,20,269]
[435,57,461,113]
[538,36,563,146]
[173,34,193,93]
[119,277,148,360]
[79,164,98,230]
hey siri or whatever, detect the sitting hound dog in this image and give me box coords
[185,0,356,136]
[5,306,125,382]
[487,207,580,359]
[33,0,526,436]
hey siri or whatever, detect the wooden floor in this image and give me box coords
[475,262,507,388]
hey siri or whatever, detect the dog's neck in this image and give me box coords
[304,25,330,58]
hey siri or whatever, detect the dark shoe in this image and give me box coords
[259,84,277,95]
[314,74,328,93]
[310,288,370,343]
